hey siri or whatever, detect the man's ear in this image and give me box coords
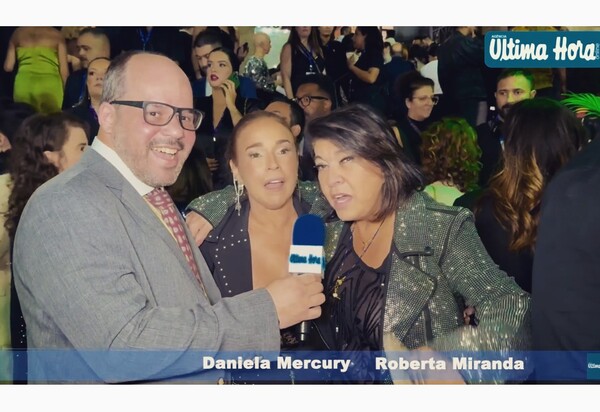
[291,124,301,139]
[98,101,115,135]
[0,132,11,152]
[530,89,537,98]
[43,150,60,169]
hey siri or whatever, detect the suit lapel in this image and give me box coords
[85,150,212,298]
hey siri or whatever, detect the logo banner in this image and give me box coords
[485,31,600,68]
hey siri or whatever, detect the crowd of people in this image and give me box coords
[0,25,599,385]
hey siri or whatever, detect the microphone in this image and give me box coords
[289,214,326,342]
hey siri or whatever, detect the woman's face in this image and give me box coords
[313,139,385,222]
[86,59,110,100]
[319,27,334,38]
[295,27,312,39]
[353,29,365,50]
[230,117,299,212]
[406,85,435,121]
[46,126,88,173]
[207,50,233,88]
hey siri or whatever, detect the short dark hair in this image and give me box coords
[193,29,234,50]
[306,103,423,220]
[395,70,435,101]
[78,27,109,42]
[268,94,305,134]
[295,74,337,109]
[496,69,535,90]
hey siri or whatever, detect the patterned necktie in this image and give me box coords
[144,188,206,294]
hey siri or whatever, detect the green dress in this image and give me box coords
[13,47,63,114]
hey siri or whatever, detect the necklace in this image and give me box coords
[332,217,387,300]
[352,217,387,260]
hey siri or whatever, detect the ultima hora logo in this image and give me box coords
[485,31,600,68]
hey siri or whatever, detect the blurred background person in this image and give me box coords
[437,26,489,128]
[346,27,385,115]
[420,117,481,206]
[382,41,415,119]
[195,47,261,190]
[280,27,325,99]
[318,26,350,105]
[62,27,111,110]
[5,112,89,383]
[67,57,110,143]
[477,69,536,189]
[392,71,437,165]
[0,100,36,383]
[473,98,587,294]
[532,95,600,382]
[294,74,336,181]
[3,27,69,114]
[192,29,257,100]
[243,32,277,104]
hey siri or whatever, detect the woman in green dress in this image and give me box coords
[3,27,69,114]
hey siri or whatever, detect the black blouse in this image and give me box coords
[349,49,385,113]
[318,223,391,352]
[194,95,262,190]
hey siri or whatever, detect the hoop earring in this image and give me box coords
[233,178,244,216]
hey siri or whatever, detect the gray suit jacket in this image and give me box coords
[12,149,280,383]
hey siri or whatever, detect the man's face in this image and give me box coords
[194,44,216,77]
[265,101,292,126]
[295,83,332,124]
[495,75,536,118]
[77,33,109,69]
[104,55,196,188]
[266,101,301,139]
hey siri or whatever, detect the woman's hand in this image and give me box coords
[346,52,359,68]
[186,211,214,246]
[220,79,238,111]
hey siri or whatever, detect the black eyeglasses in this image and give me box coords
[294,95,330,108]
[110,100,204,131]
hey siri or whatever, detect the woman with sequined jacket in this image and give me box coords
[187,104,531,384]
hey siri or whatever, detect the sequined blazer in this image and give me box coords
[321,191,531,354]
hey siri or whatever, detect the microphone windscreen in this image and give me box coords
[291,214,325,246]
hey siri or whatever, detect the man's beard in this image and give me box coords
[114,136,185,188]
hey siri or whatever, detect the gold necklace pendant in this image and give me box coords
[332,275,346,299]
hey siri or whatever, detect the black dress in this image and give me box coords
[289,43,326,95]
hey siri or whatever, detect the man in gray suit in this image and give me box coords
[12,51,324,383]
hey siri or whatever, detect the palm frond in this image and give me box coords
[561,92,600,118]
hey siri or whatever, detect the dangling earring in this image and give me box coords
[297,179,301,203]
[233,177,244,216]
